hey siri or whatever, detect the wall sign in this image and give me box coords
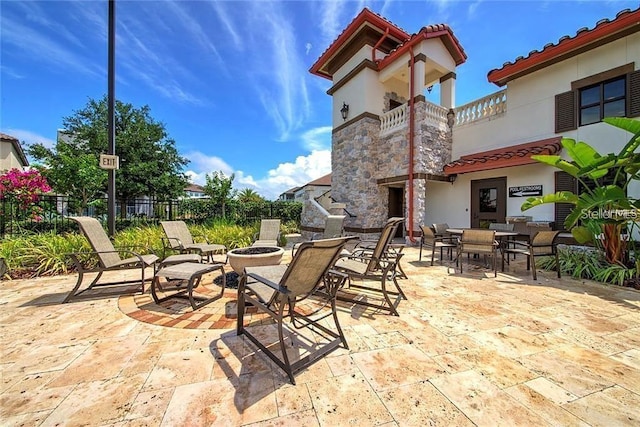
[509,185,542,197]
[99,154,119,170]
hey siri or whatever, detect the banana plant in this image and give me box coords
[521,117,640,265]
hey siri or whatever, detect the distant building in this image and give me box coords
[184,183,206,198]
[278,186,299,201]
[0,133,28,173]
[295,173,331,202]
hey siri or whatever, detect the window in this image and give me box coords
[555,65,640,133]
[579,77,625,126]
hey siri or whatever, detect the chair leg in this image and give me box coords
[555,252,561,278]
[236,275,246,335]
[531,253,537,281]
[419,239,423,261]
[493,250,497,277]
[276,303,296,385]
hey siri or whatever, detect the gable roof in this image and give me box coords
[185,183,204,193]
[310,8,466,80]
[304,173,331,187]
[488,8,640,87]
[0,132,29,167]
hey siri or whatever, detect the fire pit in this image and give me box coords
[227,246,284,274]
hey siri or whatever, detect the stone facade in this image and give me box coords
[329,99,453,241]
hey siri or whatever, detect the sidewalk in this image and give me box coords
[1,246,639,426]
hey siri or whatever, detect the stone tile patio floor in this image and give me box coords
[1,246,639,426]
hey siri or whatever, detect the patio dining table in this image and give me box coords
[446,228,519,238]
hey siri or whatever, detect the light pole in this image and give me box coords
[107,0,116,236]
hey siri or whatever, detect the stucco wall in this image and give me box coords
[453,34,639,158]
[425,163,555,228]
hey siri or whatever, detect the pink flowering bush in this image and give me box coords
[0,168,52,221]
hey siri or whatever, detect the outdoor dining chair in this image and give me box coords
[419,225,457,265]
[501,230,561,280]
[453,229,499,277]
[237,237,350,385]
[333,217,406,316]
[252,219,281,247]
[65,217,159,303]
[160,220,227,263]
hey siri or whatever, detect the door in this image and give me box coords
[388,187,404,238]
[471,177,506,228]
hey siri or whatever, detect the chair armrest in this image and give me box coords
[114,245,158,257]
[162,237,184,250]
[246,272,291,296]
[192,233,210,244]
[504,240,529,250]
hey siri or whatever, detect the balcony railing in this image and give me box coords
[423,101,449,130]
[455,89,507,126]
[380,103,408,135]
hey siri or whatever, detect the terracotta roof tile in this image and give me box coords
[444,137,562,175]
[488,7,640,86]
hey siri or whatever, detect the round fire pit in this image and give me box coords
[227,246,284,274]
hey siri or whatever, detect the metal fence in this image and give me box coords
[0,195,302,238]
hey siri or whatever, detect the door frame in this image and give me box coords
[470,177,507,228]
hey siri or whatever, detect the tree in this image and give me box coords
[521,117,640,265]
[28,135,106,214]
[203,171,236,217]
[237,188,265,203]
[29,96,190,216]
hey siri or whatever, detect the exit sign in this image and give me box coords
[99,154,119,170]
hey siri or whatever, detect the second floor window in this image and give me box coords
[579,76,626,126]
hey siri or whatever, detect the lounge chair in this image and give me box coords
[65,217,159,303]
[333,217,406,316]
[501,230,561,280]
[292,215,345,256]
[419,225,457,265]
[160,220,227,262]
[252,219,281,247]
[237,237,350,384]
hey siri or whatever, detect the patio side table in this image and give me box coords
[151,262,226,310]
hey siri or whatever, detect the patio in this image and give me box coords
[1,246,639,426]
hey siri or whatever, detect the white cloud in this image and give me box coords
[305,43,312,55]
[1,128,56,150]
[184,151,234,183]
[184,147,331,201]
[247,2,311,141]
[301,126,332,151]
[241,150,332,200]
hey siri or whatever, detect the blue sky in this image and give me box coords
[1,0,637,200]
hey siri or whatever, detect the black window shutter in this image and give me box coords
[555,90,576,133]
[555,171,577,230]
[627,70,640,118]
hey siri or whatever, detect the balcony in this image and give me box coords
[380,100,449,136]
[454,89,507,127]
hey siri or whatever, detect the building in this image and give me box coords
[0,133,28,173]
[184,183,206,198]
[310,7,640,241]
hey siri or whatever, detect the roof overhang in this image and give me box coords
[377,25,467,71]
[0,133,29,167]
[488,8,640,87]
[310,8,409,80]
[444,137,562,175]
